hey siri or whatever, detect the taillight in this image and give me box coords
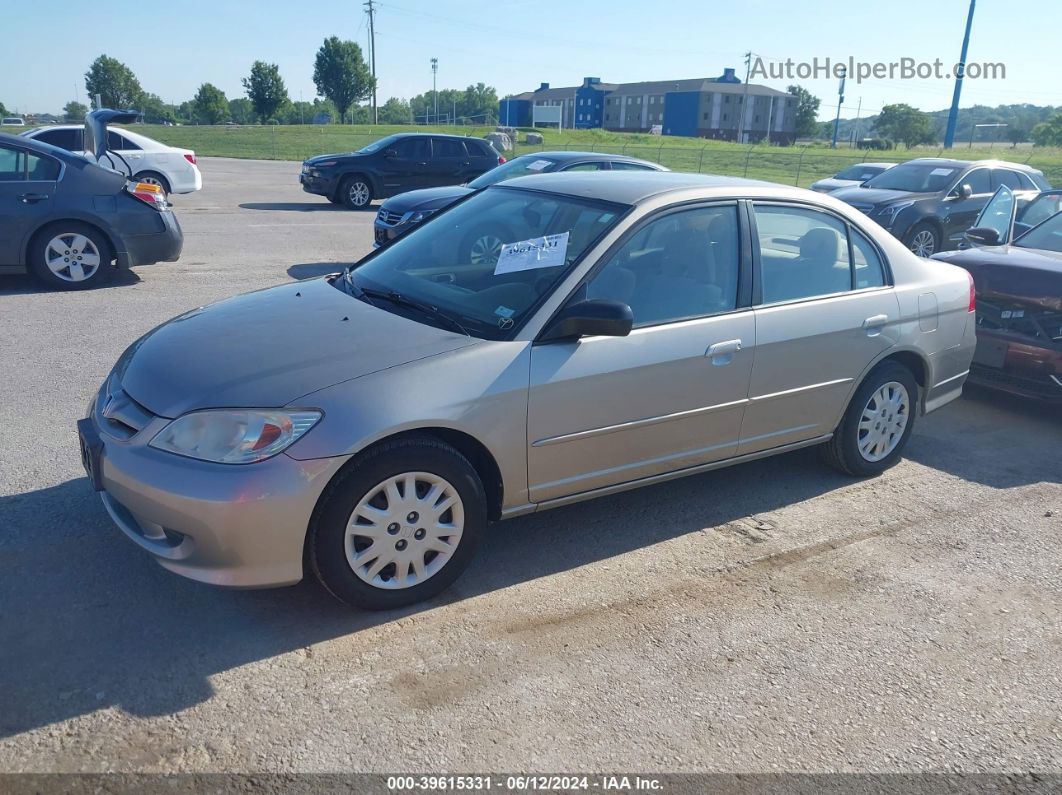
[497,155,506,165]
[127,181,167,210]
[967,270,976,312]
[184,153,197,165]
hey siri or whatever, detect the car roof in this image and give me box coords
[0,131,87,164]
[904,156,1041,173]
[499,170,779,205]
[515,150,663,167]
[388,131,486,142]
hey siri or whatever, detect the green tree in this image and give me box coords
[192,83,229,124]
[1006,125,1029,148]
[460,83,498,123]
[63,101,88,121]
[875,103,934,148]
[84,55,143,109]
[139,93,176,124]
[787,85,821,139]
[1031,112,1062,147]
[242,61,289,123]
[228,97,255,124]
[313,36,375,124]
[378,97,411,124]
[0,100,8,118]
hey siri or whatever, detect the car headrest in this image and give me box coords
[798,227,841,264]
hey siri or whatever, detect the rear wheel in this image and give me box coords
[29,223,112,290]
[821,361,918,477]
[309,436,487,610]
[340,175,373,210]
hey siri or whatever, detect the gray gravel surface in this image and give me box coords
[1,158,1060,773]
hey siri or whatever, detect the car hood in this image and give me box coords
[380,185,474,214]
[932,245,1062,310]
[120,277,477,418]
[830,186,935,206]
[304,152,359,165]
[811,178,858,191]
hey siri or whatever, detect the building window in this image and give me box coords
[722,113,728,122]
[703,112,709,120]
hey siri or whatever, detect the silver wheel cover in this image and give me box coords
[469,234,504,265]
[909,229,936,257]
[344,471,464,590]
[44,233,102,282]
[348,181,370,206]
[857,381,910,462]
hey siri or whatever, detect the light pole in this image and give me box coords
[430,57,438,125]
[831,65,846,149]
[944,0,977,149]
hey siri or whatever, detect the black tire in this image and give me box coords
[309,436,488,610]
[327,194,344,205]
[339,175,373,210]
[821,361,919,477]
[459,224,512,266]
[904,221,941,258]
[133,171,171,195]
[29,222,113,291]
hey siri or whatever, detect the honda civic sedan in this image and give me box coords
[80,172,976,609]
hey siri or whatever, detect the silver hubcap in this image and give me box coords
[909,229,936,257]
[44,233,101,282]
[344,472,464,590]
[348,181,370,206]
[469,234,504,265]
[858,381,910,462]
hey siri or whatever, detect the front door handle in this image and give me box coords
[706,338,742,365]
[17,193,49,204]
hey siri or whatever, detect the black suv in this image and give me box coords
[373,151,666,250]
[300,132,503,210]
[830,158,1050,257]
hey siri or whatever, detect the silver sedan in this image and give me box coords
[79,172,977,609]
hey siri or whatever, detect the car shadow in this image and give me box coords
[287,262,349,280]
[0,268,142,296]
[1,446,850,738]
[904,385,1062,488]
[239,202,349,212]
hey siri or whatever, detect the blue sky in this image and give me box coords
[2,0,1059,120]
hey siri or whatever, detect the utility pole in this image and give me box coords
[364,0,378,124]
[852,96,862,145]
[944,0,976,149]
[831,65,846,148]
[737,51,752,144]
[431,57,438,125]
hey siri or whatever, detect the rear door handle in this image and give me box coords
[706,338,742,365]
[863,314,888,337]
[17,193,49,204]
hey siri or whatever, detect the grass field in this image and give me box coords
[14,122,1062,188]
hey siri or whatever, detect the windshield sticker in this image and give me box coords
[494,305,515,318]
[494,231,569,275]
[931,168,954,176]
[526,159,552,172]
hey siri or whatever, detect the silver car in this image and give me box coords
[79,172,977,609]
[809,162,896,193]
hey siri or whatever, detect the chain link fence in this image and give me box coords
[140,124,1062,188]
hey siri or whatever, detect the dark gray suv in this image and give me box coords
[300,133,504,210]
[830,158,1050,256]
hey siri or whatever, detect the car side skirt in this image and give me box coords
[500,433,834,519]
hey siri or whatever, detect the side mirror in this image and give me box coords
[539,299,633,342]
[964,226,1001,247]
[958,183,973,199]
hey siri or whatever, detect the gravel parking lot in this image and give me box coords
[1,157,1060,773]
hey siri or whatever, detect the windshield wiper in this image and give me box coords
[356,284,470,336]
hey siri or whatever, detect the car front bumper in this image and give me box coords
[968,334,1062,402]
[82,390,349,588]
[116,210,183,268]
[300,169,338,198]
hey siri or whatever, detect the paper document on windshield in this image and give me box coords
[526,159,553,172]
[494,232,569,275]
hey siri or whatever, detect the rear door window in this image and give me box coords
[432,139,467,160]
[991,169,1022,191]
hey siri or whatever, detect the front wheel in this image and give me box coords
[339,175,373,210]
[309,436,487,610]
[29,223,112,290]
[821,361,918,477]
[904,222,940,258]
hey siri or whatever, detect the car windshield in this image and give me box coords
[1015,212,1062,253]
[356,134,402,154]
[834,165,887,181]
[466,156,561,189]
[343,186,626,340]
[863,163,961,193]
[1018,193,1062,229]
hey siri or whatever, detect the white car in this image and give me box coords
[809,162,896,193]
[21,125,202,194]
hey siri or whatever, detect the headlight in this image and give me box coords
[874,201,914,225]
[408,209,436,223]
[149,409,322,464]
